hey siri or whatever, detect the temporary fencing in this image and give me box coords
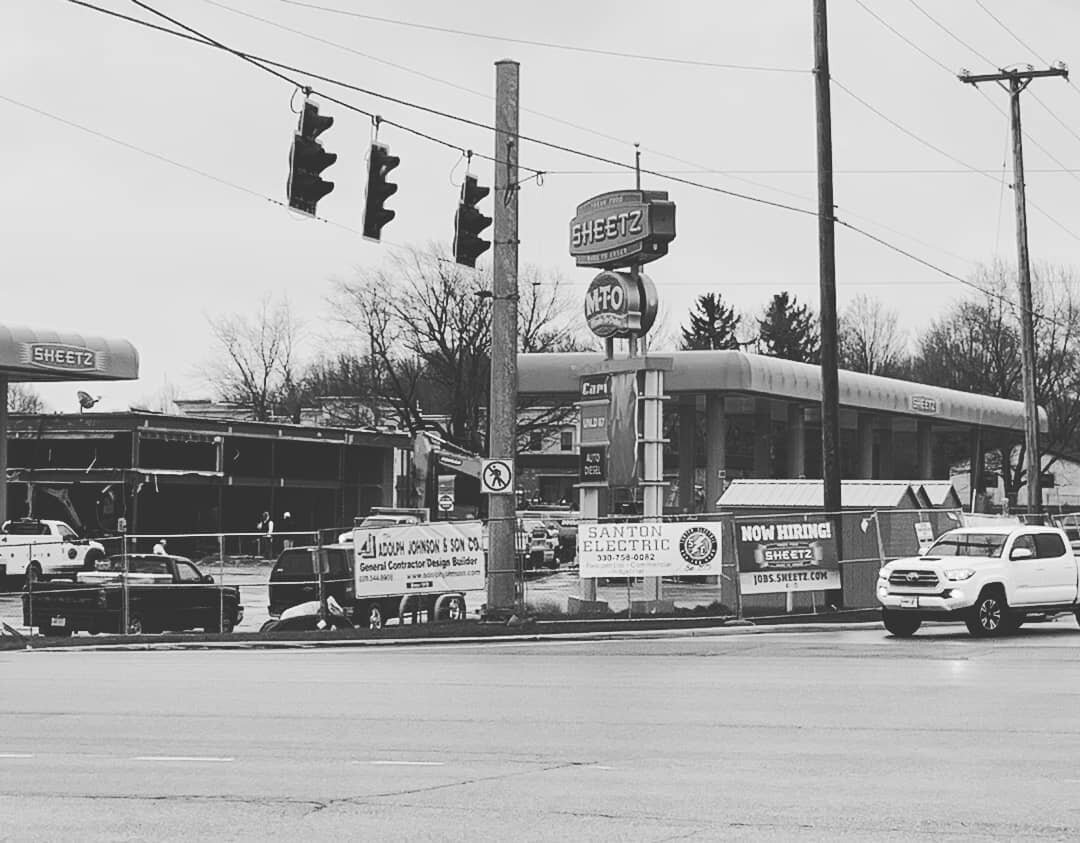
[0,529,332,639]
[0,507,1003,638]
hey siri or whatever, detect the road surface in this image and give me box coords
[3,622,1080,839]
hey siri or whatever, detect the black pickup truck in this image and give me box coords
[23,554,243,636]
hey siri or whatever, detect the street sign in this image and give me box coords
[481,458,514,494]
[437,493,454,512]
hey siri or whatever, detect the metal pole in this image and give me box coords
[121,529,129,635]
[1008,77,1042,513]
[0,374,8,525]
[813,0,841,518]
[485,59,521,619]
[218,532,225,632]
[959,65,1067,513]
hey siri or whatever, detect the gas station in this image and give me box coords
[514,182,1038,615]
[0,324,140,521]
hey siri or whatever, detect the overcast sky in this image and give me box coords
[6,0,1080,413]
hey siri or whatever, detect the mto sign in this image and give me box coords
[569,190,676,269]
[584,270,658,339]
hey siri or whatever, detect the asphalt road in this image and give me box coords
[4,622,1080,840]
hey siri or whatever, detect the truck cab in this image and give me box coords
[877,525,1080,637]
[0,518,106,584]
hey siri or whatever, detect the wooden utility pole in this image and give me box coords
[485,59,521,619]
[813,0,841,515]
[960,65,1068,514]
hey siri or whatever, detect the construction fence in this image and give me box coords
[0,508,1022,638]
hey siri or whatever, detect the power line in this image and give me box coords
[906,0,998,68]
[110,1,823,220]
[60,0,1056,312]
[198,0,819,212]
[973,0,1049,64]
[0,88,1047,322]
[275,0,808,74]
[849,1,1080,240]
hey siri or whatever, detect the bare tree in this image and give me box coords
[912,261,1080,504]
[8,383,45,413]
[201,295,304,422]
[838,293,910,377]
[332,244,582,452]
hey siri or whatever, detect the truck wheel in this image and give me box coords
[882,610,921,637]
[965,590,1007,637]
[445,595,466,622]
[126,615,144,635]
[25,562,43,585]
[366,604,384,631]
[83,549,104,571]
[217,615,235,634]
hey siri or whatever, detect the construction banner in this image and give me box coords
[734,516,840,595]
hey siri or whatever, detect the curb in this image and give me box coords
[5,618,884,653]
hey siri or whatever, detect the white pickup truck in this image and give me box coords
[877,524,1080,637]
[0,518,107,585]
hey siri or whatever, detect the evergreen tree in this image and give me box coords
[680,292,742,350]
[757,291,820,363]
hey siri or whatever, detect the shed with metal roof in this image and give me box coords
[717,479,922,511]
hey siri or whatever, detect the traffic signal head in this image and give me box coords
[287,101,336,216]
[453,175,492,268]
[362,142,400,241]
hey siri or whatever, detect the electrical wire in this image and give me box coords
[972,0,1080,130]
[906,0,998,68]
[67,0,973,273]
[122,0,821,220]
[850,1,1080,239]
[973,0,1049,65]
[197,0,818,210]
[0,92,418,254]
[275,0,808,74]
[56,0,1066,318]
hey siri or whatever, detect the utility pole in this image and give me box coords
[813,0,841,516]
[485,59,520,620]
[960,64,1068,515]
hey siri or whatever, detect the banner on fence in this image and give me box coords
[354,521,485,598]
[734,517,840,594]
[577,521,723,578]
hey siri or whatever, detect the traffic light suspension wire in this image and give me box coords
[63,0,1074,323]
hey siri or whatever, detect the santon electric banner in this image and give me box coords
[577,521,724,578]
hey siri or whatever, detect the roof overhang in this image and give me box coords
[518,350,1045,434]
[0,324,139,382]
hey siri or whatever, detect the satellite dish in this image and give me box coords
[77,391,100,412]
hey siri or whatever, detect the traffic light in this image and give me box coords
[362,142,400,241]
[287,101,336,216]
[453,175,491,268]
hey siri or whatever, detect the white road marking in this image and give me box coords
[132,756,234,763]
[365,760,445,766]
[0,753,33,759]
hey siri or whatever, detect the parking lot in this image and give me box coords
[0,561,729,638]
